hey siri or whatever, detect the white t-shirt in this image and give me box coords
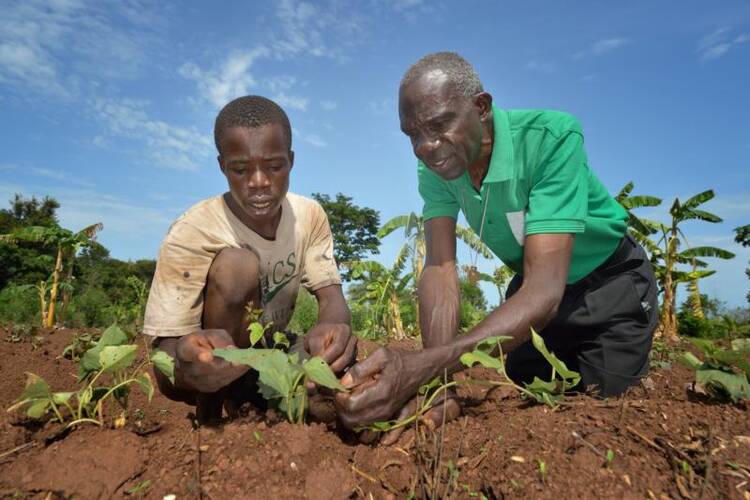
[143,192,340,337]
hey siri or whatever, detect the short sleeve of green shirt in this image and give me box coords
[525,127,588,235]
[418,161,459,221]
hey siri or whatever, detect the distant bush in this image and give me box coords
[678,312,720,339]
[287,288,318,334]
[0,284,39,325]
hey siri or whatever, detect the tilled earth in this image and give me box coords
[0,327,749,499]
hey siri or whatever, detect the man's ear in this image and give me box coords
[474,92,493,121]
[217,155,226,175]
[288,150,295,171]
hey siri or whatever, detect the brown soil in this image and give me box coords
[0,327,749,499]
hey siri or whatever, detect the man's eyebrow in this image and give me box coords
[227,153,287,164]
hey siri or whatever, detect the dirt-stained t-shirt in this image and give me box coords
[143,192,341,337]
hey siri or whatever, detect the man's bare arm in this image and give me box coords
[418,217,460,349]
[336,233,574,428]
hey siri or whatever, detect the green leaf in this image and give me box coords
[530,329,581,386]
[679,352,703,370]
[52,392,74,405]
[253,350,300,401]
[731,339,750,356]
[302,357,346,391]
[18,372,52,400]
[418,377,442,395]
[98,345,138,373]
[7,373,54,418]
[99,324,130,346]
[682,190,714,210]
[696,369,750,402]
[460,350,504,371]
[135,372,154,402]
[27,399,52,419]
[249,323,266,347]
[213,347,273,368]
[273,331,290,350]
[150,350,175,384]
[78,324,131,380]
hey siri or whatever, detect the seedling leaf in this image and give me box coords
[695,369,750,402]
[78,324,130,380]
[249,323,266,347]
[135,372,154,401]
[273,331,290,349]
[99,345,138,373]
[302,357,346,391]
[679,352,703,370]
[151,350,175,384]
[213,347,271,368]
[530,329,581,386]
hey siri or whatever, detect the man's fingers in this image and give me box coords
[202,329,236,349]
[381,398,417,446]
[318,328,349,364]
[420,397,462,432]
[329,336,357,374]
[340,349,387,388]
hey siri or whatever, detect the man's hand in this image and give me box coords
[174,329,249,394]
[305,322,357,374]
[335,347,430,429]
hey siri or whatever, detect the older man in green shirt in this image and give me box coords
[336,52,658,432]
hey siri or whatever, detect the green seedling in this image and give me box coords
[125,480,151,496]
[61,332,98,361]
[679,338,750,402]
[605,449,615,467]
[8,324,162,428]
[363,329,581,433]
[537,459,547,482]
[214,348,345,423]
[212,315,346,423]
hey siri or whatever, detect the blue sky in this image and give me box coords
[1,0,748,308]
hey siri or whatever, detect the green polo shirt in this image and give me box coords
[418,106,627,284]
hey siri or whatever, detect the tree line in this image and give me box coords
[1,187,748,340]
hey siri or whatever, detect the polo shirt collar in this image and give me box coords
[483,105,514,184]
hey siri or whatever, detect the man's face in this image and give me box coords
[399,70,484,180]
[218,124,293,228]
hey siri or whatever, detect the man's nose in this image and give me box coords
[248,169,270,188]
[415,135,440,159]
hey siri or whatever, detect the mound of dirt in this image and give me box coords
[0,328,748,499]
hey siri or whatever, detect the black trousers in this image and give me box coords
[505,235,658,398]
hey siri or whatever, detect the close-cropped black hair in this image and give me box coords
[214,95,292,153]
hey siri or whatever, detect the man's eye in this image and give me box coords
[231,168,246,175]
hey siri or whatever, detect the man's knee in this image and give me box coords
[206,247,260,307]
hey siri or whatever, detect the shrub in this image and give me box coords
[0,284,40,325]
[287,289,318,334]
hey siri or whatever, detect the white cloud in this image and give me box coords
[30,167,93,187]
[574,37,629,59]
[180,47,270,109]
[697,27,749,61]
[368,98,394,116]
[302,134,327,148]
[0,0,161,98]
[525,59,557,73]
[0,181,174,257]
[273,0,363,60]
[91,98,212,171]
[321,100,338,111]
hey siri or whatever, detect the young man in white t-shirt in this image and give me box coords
[143,96,356,422]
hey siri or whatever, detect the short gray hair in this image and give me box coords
[401,52,483,98]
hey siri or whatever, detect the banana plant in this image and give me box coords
[648,191,734,340]
[346,244,413,339]
[1,223,103,328]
